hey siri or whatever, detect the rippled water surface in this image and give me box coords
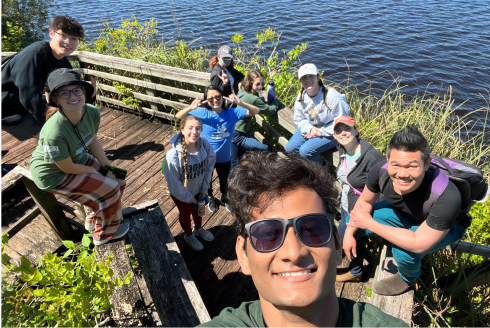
[57,0,489,119]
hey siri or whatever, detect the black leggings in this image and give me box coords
[208,161,231,202]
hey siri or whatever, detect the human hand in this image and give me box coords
[90,76,97,97]
[343,234,357,262]
[191,198,198,204]
[218,70,229,84]
[200,192,207,199]
[190,97,207,110]
[224,91,242,106]
[348,202,375,230]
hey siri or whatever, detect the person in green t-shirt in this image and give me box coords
[231,70,281,171]
[30,68,128,246]
[199,152,408,327]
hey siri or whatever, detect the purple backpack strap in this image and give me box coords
[423,166,449,218]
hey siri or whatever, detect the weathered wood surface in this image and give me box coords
[371,246,413,326]
[2,106,368,319]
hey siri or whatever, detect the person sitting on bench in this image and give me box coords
[199,152,407,327]
[343,126,465,296]
[29,68,127,246]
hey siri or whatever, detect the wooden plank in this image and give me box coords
[276,107,297,135]
[98,83,189,110]
[254,115,289,148]
[20,176,75,240]
[98,95,178,120]
[249,127,278,152]
[96,238,153,327]
[75,51,210,86]
[122,199,159,216]
[1,165,24,193]
[73,68,202,100]
[3,207,41,237]
[371,246,413,326]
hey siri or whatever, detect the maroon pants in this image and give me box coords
[170,195,202,236]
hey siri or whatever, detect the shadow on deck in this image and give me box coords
[1,107,375,318]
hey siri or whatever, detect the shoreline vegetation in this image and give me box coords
[3,15,489,327]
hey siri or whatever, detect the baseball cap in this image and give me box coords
[47,68,94,107]
[218,45,234,59]
[298,63,319,80]
[334,116,357,128]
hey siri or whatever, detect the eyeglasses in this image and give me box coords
[207,95,223,102]
[244,213,334,252]
[254,82,266,86]
[55,86,85,99]
[55,31,80,43]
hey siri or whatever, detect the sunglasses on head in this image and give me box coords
[207,95,223,102]
[55,86,85,99]
[244,213,334,252]
[254,82,265,86]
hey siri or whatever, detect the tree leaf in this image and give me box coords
[62,240,75,250]
[82,234,91,248]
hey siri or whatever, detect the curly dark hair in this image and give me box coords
[50,15,85,38]
[228,152,339,237]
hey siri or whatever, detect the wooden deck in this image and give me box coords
[1,107,376,319]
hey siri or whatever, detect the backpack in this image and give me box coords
[1,53,16,71]
[379,153,488,228]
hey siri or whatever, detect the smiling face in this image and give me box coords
[299,74,320,95]
[333,123,359,147]
[252,77,265,93]
[53,85,86,112]
[387,149,431,195]
[206,89,224,110]
[236,187,337,310]
[181,118,202,145]
[49,29,79,59]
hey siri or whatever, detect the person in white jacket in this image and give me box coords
[285,64,349,163]
[163,115,216,251]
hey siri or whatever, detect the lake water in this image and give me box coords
[55,0,489,126]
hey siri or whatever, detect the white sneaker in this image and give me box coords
[193,227,214,242]
[184,233,204,251]
[93,223,129,246]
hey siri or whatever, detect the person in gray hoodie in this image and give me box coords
[332,116,385,282]
[285,63,349,163]
[163,115,216,251]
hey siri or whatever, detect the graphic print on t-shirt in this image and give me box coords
[211,124,230,140]
[43,145,60,161]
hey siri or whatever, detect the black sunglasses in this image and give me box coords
[244,213,334,252]
[254,82,265,86]
[207,95,223,102]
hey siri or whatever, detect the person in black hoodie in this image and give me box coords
[2,15,95,141]
[333,116,385,283]
[209,45,244,98]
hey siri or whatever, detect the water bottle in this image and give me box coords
[267,80,275,104]
[198,198,206,217]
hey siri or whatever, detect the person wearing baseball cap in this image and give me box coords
[332,116,384,282]
[209,45,245,98]
[30,68,129,246]
[284,63,349,164]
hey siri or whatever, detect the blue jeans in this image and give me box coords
[230,130,268,172]
[346,200,466,283]
[284,129,337,163]
[338,208,363,276]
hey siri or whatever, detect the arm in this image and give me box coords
[163,151,195,203]
[88,134,110,167]
[319,92,349,137]
[55,157,102,176]
[253,95,280,116]
[176,97,207,120]
[293,98,314,135]
[224,92,259,117]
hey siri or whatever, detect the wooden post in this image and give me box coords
[21,177,75,240]
[143,74,164,113]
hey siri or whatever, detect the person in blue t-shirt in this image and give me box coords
[184,85,260,212]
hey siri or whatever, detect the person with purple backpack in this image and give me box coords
[332,116,385,283]
[343,126,469,296]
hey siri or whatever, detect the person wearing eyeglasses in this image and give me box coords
[198,152,406,327]
[285,63,349,164]
[2,15,96,141]
[183,86,259,213]
[30,68,127,246]
[230,70,280,171]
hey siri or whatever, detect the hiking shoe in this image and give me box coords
[223,201,231,213]
[372,273,415,296]
[208,197,218,213]
[93,223,130,246]
[336,271,362,283]
[193,227,214,242]
[184,233,204,251]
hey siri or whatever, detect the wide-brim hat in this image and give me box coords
[298,63,319,80]
[47,68,94,107]
[218,45,234,59]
